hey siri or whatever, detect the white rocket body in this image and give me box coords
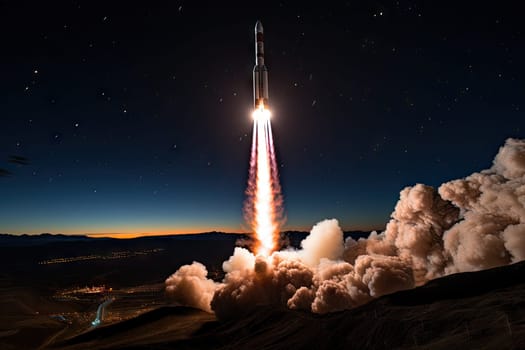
[253,21,269,109]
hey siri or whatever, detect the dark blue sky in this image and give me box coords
[1,1,523,235]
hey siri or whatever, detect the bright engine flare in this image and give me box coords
[252,107,271,121]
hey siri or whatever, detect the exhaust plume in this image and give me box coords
[244,107,284,256]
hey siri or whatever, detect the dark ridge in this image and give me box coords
[57,260,525,350]
[0,233,97,247]
[131,232,247,241]
[387,259,525,306]
[59,306,208,346]
[0,232,245,247]
[0,232,239,289]
[0,230,374,246]
[343,230,377,239]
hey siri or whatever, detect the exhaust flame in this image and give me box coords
[244,105,283,256]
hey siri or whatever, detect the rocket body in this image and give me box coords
[253,21,269,109]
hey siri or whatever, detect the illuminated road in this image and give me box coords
[91,298,114,327]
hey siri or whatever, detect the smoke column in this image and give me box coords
[243,107,283,256]
[166,138,525,319]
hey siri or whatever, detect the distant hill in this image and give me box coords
[0,232,243,247]
[0,231,375,248]
[58,260,525,349]
[0,233,97,247]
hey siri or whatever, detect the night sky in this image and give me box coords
[1,1,524,235]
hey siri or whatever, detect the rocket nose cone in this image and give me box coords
[255,20,263,33]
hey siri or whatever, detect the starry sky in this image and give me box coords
[1,1,524,235]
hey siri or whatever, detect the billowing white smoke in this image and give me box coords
[164,262,221,313]
[165,138,525,318]
[439,138,525,272]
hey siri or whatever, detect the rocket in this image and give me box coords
[253,20,269,109]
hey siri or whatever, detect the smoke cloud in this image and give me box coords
[166,138,525,317]
[164,262,220,313]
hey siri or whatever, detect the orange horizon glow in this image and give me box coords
[3,223,384,238]
[81,225,247,238]
[86,230,247,239]
[4,225,247,237]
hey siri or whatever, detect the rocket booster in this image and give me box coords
[253,20,269,109]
